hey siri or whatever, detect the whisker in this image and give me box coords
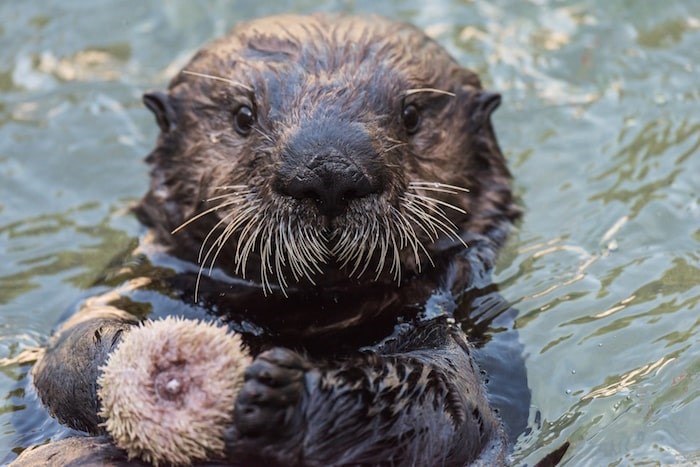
[233,208,262,266]
[396,206,436,268]
[301,225,328,265]
[401,195,467,249]
[182,70,254,92]
[403,88,456,97]
[208,212,249,274]
[185,177,474,295]
[391,209,416,268]
[195,206,249,297]
[191,196,251,300]
[350,217,380,277]
[172,198,241,234]
[402,202,440,241]
[194,224,231,302]
[273,214,289,296]
[260,212,280,295]
[391,207,434,271]
[383,142,407,154]
[252,126,275,144]
[344,219,368,276]
[198,209,239,262]
[406,194,459,226]
[409,181,470,194]
[206,190,251,202]
[374,222,390,281]
[212,184,249,192]
[404,192,466,214]
[387,227,402,283]
[285,221,307,282]
[237,213,264,274]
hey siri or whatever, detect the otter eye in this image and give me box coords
[234,105,255,136]
[402,104,421,134]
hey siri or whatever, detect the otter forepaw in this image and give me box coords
[235,348,307,438]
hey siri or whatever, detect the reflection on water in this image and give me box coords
[1,0,698,464]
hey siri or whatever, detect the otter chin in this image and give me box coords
[136,14,517,296]
[97,317,251,465]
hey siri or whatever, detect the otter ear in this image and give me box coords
[143,91,176,133]
[469,90,501,131]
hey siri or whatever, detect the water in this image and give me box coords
[1,0,698,464]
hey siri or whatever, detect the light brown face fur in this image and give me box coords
[137,14,518,293]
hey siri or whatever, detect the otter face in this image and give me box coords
[139,14,515,293]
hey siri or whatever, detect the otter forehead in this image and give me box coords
[181,14,463,98]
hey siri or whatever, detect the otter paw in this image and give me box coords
[235,348,307,438]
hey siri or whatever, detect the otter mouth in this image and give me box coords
[172,182,469,296]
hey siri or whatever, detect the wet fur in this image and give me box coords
[27,14,522,467]
[136,14,518,292]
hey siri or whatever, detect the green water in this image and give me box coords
[1,1,698,464]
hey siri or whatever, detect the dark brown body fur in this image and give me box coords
[28,14,521,466]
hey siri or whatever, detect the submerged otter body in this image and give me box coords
[27,14,525,466]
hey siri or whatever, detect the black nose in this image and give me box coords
[274,118,384,218]
[281,161,374,217]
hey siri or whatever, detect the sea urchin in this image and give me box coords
[97,316,251,465]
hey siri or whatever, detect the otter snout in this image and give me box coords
[274,118,384,217]
[281,157,375,217]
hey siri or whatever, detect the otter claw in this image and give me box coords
[235,348,307,437]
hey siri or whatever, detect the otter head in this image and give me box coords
[137,14,518,294]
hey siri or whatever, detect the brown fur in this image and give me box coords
[30,14,524,467]
[136,14,518,290]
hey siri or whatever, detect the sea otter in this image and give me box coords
[26,13,522,466]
